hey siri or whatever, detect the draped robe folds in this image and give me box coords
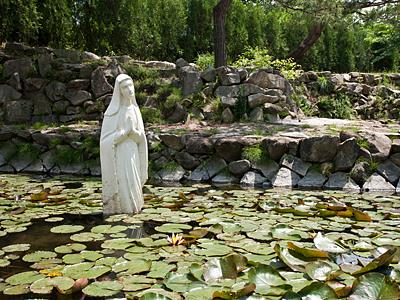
[100,74,148,214]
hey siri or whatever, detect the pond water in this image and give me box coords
[0,174,400,299]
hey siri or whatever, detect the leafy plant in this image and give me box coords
[123,65,158,81]
[195,53,214,70]
[241,145,267,164]
[317,93,354,119]
[316,76,334,95]
[140,107,164,124]
[357,138,370,149]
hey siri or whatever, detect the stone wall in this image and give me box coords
[1,125,399,193]
[2,42,399,126]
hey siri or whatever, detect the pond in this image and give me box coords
[0,174,400,299]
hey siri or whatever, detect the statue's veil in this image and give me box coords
[104,73,134,116]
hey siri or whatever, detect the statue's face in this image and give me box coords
[120,79,135,105]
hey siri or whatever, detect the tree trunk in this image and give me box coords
[213,0,231,68]
[288,22,325,62]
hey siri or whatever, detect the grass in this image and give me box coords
[162,161,180,171]
[124,65,159,81]
[52,146,83,165]
[369,160,379,172]
[317,93,354,119]
[241,145,267,164]
[356,138,370,150]
[140,107,164,125]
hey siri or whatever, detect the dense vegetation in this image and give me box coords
[0,0,399,72]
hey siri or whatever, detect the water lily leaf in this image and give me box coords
[50,225,84,234]
[30,276,75,294]
[5,271,45,285]
[148,261,176,278]
[70,232,105,242]
[91,224,127,234]
[314,232,347,253]
[101,238,134,250]
[305,261,340,281]
[0,258,11,267]
[287,242,329,258]
[95,256,117,267]
[112,259,151,274]
[203,257,237,282]
[3,284,30,295]
[164,273,193,292]
[137,288,182,300]
[195,243,232,257]
[2,243,31,252]
[297,282,338,299]
[81,250,104,261]
[22,251,57,262]
[247,230,273,241]
[271,224,308,241]
[248,265,288,295]
[62,262,110,279]
[55,243,86,253]
[155,223,192,233]
[348,272,400,300]
[185,286,221,300]
[62,253,84,264]
[275,244,307,272]
[45,217,64,222]
[353,209,372,222]
[82,280,123,297]
[141,292,175,299]
[352,248,397,276]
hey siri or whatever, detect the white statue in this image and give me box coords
[100,74,148,214]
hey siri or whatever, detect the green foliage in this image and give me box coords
[232,93,248,121]
[80,137,100,159]
[140,107,164,125]
[124,66,159,82]
[316,93,354,119]
[369,160,379,172]
[357,139,370,150]
[293,94,318,117]
[233,47,300,79]
[195,53,214,71]
[162,161,180,171]
[241,145,267,164]
[316,76,334,95]
[53,146,82,165]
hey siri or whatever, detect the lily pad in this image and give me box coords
[248,265,288,296]
[2,243,31,253]
[30,277,75,294]
[349,272,400,300]
[5,271,45,285]
[314,232,347,253]
[50,225,84,234]
[22,251,57,263]
[82,281,123,297]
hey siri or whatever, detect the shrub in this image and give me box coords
[140,107,164,124]
[317,93,354,119]
[241,145,266,164]
[357,138,370,149]
[233,47,300,79]
[316,76,334,95]
[195,53,214,70]
[124,65,159,81]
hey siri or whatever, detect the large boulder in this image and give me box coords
[160,134,185,151]
[272,167,300,187]
[201,68,217,82]
[175,151,200,170]
[91,67,113,98]
[145,61,176,70]
[215,138,243,162]
[253,160,279,180]
[299,136,340,163]
[219,72,240,86]
[205,157,227,178]
[67,79,91,91]
[324,172,360,191]
[240,171,267,186]
[212,172,238,185]
[248,93,279,108]
[298,170,327,189]
[377,160,400,185]
[157,165,185,182]
[180,66,203,96]
[65,90,92,106]
[0,85,21,103]
[221,96,237,108]
[366,133,392,162]
[166,103,188,123]
[228,159,251,175]
[249,107,263,122]
[246,70,286,90]
[214,83,267,98]
[280,154,310,176]
[362,173,396,192]
[391,139,400,154]
[221,108,234,123]
[45,81,66,102]
[5,100,33,123]
[3,58,34,78]
[262,138,297,161]
[38,53,53,77]
[186,137,214,154]
[350,161,371,185]
[32,93,52,116]
[334,138,359,171]
[390,153,400,167]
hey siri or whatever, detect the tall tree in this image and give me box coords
[213,0,231,67]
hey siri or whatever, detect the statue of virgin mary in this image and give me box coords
[100,74,148,214]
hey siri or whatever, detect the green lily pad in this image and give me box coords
[70,232,105,242]
[0,258,11,267]
[101,238,134,250]
[112,259,151,274]
[195,243,232,257]
[314,232,346,253]
[297,282,338,299]
[45,217,64,222]
[2,243,31,252]
[50,225,84,234]
[164,272,193,293]
[82,281,123,297]
[62,262,110,279]
[3,284,30,295]
[5,271,45,285]
[305,261,340,281]
[91,224,127,234]
[148,261,176,278]
[271,224,307,241]
[55,243,87,253]
[348,272,400,300]
[30,276,75,294]
[22,251,57,263]
[248,265,288,296]
[352,248,397,276]
[287,242,329,258]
